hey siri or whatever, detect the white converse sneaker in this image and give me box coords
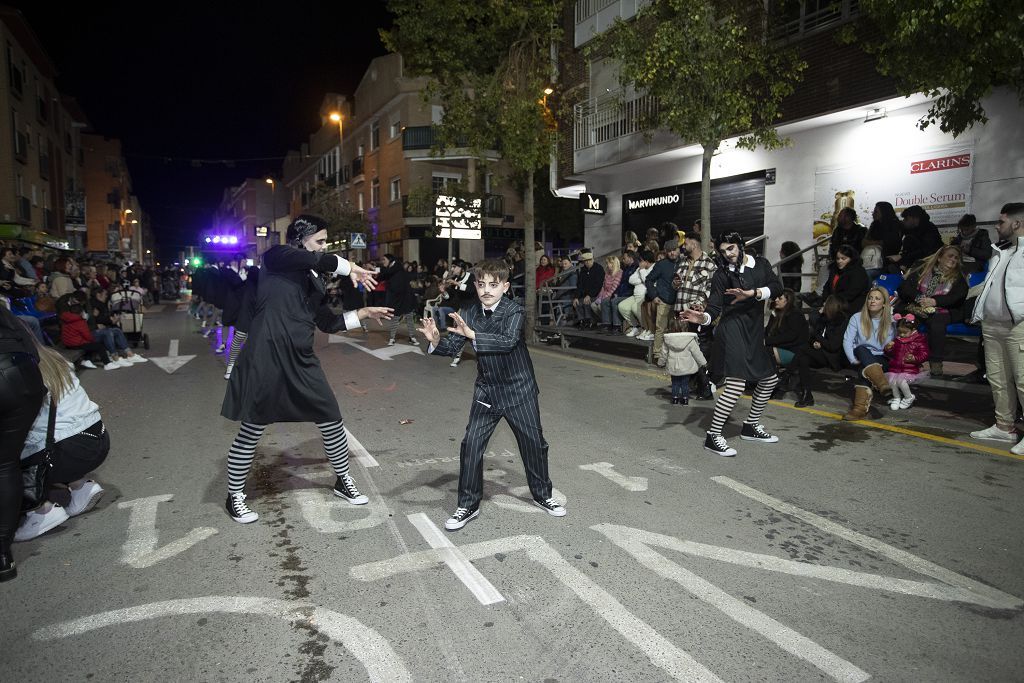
[444,507,479,531]
[704,432,737,457]
[740,423,779,443]
[970,424,1018,442]
[15,504,70,541]
[533,498,566,517]
[386,338,396,347]
[225,492,258,523]
[899,396,915,409]
[66,480,104,516]
[80,359,97,369]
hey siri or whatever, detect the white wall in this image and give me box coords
[583,89,1024,263]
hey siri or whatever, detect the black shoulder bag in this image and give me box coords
[21,398,57,512]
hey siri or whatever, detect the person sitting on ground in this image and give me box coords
[842,286,896,420]
[59,300,118,370]
[764,289,809,398]
[821,245,870,316]
[591,255,623,333]
[76,290,146,367]
[884,313,930,411]
[950,213,991,274]
[14,339,109,542]
[896,245,968,377]
[791,295,848,407]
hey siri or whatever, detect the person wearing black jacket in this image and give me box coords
[866,201,904,275]
[381,254,418,346]
[0,305,46,581]
[896,245,969,375]
[572,249,605,328]
[821,245,871,315]
[896,205,943,271]
[828,208,867,263]
[949,213,992,273]
[215,258,246,354]
[792,295,849,407]
[764,289,809,398]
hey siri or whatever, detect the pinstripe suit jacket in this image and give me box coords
[431,296,539,409]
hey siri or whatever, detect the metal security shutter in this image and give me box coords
[678,170,765,242]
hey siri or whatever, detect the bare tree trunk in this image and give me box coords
[700,143,715,251]
[523,178,536,342]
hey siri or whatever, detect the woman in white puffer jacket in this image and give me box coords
[618,249,654,338]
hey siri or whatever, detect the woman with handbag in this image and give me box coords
[0,305,46,581]
[896,245,968,376]
[15,339,109,543]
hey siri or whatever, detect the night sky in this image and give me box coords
[8,0,393,258]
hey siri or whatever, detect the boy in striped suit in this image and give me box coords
[418,259,566,530]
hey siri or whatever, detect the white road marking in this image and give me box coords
[293,490,389,533]
[148,339,196,374]
[595,524,871,682]
[351,534,721,681]
[116,495,218,568]
[482,468,567,513]
[407,513,505,605]
[346,427,379,467]
[329,334,424,360]
[713,476,1023,610]
[176,303,190,312]
[579,461,649,491]
[32,596,411,683]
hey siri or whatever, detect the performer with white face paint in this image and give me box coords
[681,232,783,457]
[220,215,392,523]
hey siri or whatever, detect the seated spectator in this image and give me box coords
[842,286,896,419]
[866,201,903,278]
[536,254,556,288]
[59,300,118,370]
[1,247,31,299]
[792,295,848,407]
[14,340,109,542]
[895,205,943,272]
[884,313,930,411]
[624,231,642,252]
[554,256,578,325]
[828,208,867,266]
[949,213,991,273]
[896,245,968,376]
[591,255,623,333]
[778,241,803,292]
[48,258,75,300]
[618,250,653,338]
[822,245,871,315]
[573,249,605,329]
[33,282,56,314]
[765,289,809,398]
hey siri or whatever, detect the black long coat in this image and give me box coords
[219,267,245,326]
[222,246,354,424]
[382,261,417,315]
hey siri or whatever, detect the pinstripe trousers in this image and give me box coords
[458,397,551,510]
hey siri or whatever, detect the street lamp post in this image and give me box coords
[329,112,344,211]
[265,177,276,248]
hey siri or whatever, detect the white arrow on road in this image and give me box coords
[329,333,423,361]
[579,461,649,491]
[148,339,196,374]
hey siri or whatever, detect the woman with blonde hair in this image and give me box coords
[591,255,623,333]
[841,286,896,420]
[14,335,109,542]
[896,244,968,376]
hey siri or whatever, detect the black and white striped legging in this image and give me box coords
[708,375,779,436]
[227,331,248,367]
[226,419,352,494]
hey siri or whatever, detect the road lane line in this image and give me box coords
[117,495,218,568]
[406,513,505,605]
[713,476,1023,610]
[346,427,380,467]
[579,462,649,491]
[530,347,1022,462]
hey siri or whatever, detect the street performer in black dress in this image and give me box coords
[221,215,392,523]
[681,232,783,457]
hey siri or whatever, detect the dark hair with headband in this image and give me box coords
[286,214,329,247]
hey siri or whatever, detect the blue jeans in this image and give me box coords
[94,327,129,354]
[671,375,692,399]
[853,345,887,385]
[599,296,627,326]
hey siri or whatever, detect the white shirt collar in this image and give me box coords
[728,254,755,272]
[482,302,500,314]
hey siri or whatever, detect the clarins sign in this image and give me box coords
[623,185,683,213]
[910,153,971,174]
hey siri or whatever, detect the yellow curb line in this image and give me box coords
[531,346,1023,462]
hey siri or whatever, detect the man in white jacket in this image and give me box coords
[969,202,1024,454]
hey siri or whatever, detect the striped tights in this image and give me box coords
[226,419,352,494]
[708,375,779,436]
[227,330,248,367]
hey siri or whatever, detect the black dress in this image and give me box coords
[233,266,260,334]
[705,256,783,381]
[222,246,354,424]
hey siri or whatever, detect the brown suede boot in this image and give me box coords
[843,386,873,421]
[862,363,891,396]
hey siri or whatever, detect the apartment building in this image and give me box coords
[283,53,524,266]
[214,177,280,258]
[562,0,1024,263]
[0,7,85,251]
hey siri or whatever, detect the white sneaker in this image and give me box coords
[103,360,122,370]
[899,396,915,409]
[625,327,639,338]
[408,338,419,345]
[1012,438,1024,456]
[80,359,97,369]
[66,480,104,516]
[970,424,1018,442]
[224,363,234,380]
[115,358,134,368]
[450,357,460,367]
[14,504,70,541]
[126,354,148,363]
[387,338,396,346]
[214,343,226,354]
[889,399,901,411]
[201,328,214,338]
[637,331,655,341]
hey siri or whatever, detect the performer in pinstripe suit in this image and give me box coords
[418,259,566,530]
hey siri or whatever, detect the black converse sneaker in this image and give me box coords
[704,432,737,457]
[444,507,480,531]
[226,492,258,523]
[533,498,567,517]
[333,474,369,505]
[740,423,779,443]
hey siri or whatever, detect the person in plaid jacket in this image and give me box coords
[673,233,717,399]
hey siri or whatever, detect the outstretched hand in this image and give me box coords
[357,307,394,326]
[350,263,379,290]
[680,307,705,325]
[417,316,440,345]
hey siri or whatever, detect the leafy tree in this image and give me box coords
[383,0,565,339]
[852,0,1024,136]
[597,0,805,248]
[307,184,368,248]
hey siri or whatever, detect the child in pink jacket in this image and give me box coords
[884,313,929,410]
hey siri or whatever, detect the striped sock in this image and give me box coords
[316,420,351,477]
[745,375,779,425]
[227,422,266,494]
[227,331,248,367]
[709,378,746,435]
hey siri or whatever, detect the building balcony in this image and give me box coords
[574,0,650,48]
[350,156,364,183]
[402,126,500,161]
[572,89,684,173]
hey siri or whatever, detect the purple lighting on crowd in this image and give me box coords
[203,235,240,247]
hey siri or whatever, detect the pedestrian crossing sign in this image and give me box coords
[350,233,367,249]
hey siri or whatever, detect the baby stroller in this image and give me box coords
[110,282,150,350]
[160,273,180,301]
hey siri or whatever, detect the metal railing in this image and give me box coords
[770,0,860,41]
[769,234,832,294]
[574,90,660,152]
[575,0,620,24]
